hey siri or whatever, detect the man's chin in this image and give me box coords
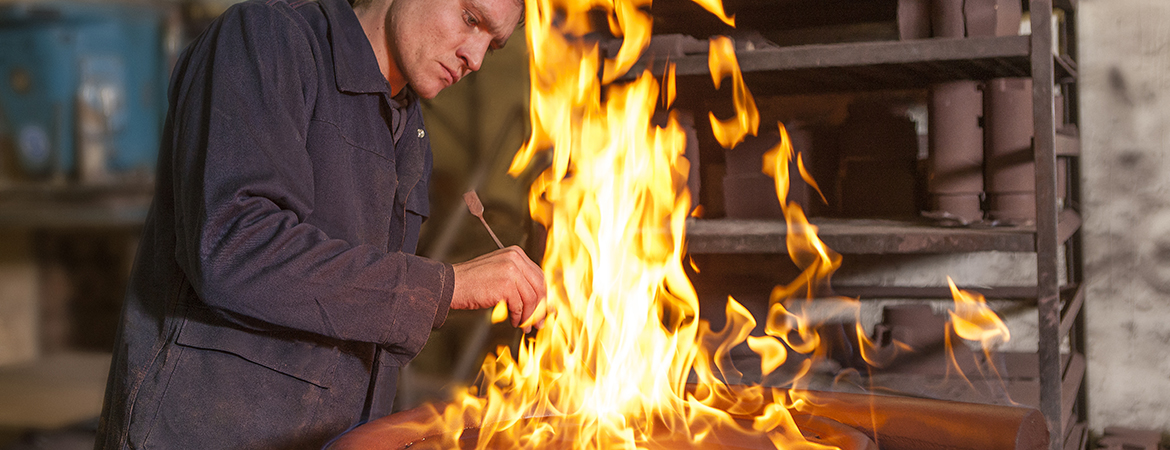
[413,81,443,100]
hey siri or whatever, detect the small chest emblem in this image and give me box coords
[417,129,425,138]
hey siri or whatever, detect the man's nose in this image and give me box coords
[457,37,491,73]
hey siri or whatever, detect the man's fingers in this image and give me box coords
[519,280,539,326]
[502,246,545,330]
[452,246,547,331]
[519,300,547,330]
[506,246,546,299]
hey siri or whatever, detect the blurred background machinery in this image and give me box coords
[0,1,174,185]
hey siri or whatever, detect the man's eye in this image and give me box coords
[464,11,478,26]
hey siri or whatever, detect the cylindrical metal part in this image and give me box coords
[931,0,965,37]
[795,390,1050,450]
[964,0,1023,37]
[898,0,932,40]
[722,131,784,219]
[837,103,920,218]
[721,125,815,219]
[881,304,947,350]
[984,77,1035,223]
[928,80,984,222]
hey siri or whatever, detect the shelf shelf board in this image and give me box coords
[687,209,1082,255]
[829,285,1039,300]
[628,36,1076,96]
[826,282,1079,302]
[0,182,153,229]
[686,217,1039,254]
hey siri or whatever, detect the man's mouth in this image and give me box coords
[443,64,459,85]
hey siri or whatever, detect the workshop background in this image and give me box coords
[0,0,1166,448]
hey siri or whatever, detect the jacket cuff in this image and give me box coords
[432,262,454,328]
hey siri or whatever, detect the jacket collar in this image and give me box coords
[319,0,410,98]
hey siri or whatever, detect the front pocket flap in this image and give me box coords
[176,311,336,389]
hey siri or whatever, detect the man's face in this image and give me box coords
[386,0,523,99]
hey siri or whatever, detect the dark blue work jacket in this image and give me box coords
[95,0,454,448]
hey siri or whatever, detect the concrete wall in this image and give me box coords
[1079,0,1170,433]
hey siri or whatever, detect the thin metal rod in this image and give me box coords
[479,216,505,249]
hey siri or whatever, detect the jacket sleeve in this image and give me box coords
[167,2,452,355]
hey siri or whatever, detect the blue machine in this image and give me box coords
[0,1,170,181]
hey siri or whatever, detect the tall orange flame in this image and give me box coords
[411,0,1019,446]
[437,0,842,445]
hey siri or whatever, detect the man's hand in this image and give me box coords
[451,246,547,332]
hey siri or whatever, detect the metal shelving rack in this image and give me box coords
[653,1,1085,449]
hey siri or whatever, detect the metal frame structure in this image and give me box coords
[676,1,1085,449]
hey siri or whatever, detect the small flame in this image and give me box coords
[943,277,1014,398]
[601,0,653,83]
[708,36,759,149]
[490,301,509,324]
[946,277,1011,348]
[691,0,735,27]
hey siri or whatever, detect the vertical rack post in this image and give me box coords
[1030,1,1062,449]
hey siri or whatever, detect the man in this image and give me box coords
[94,0,544,447]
